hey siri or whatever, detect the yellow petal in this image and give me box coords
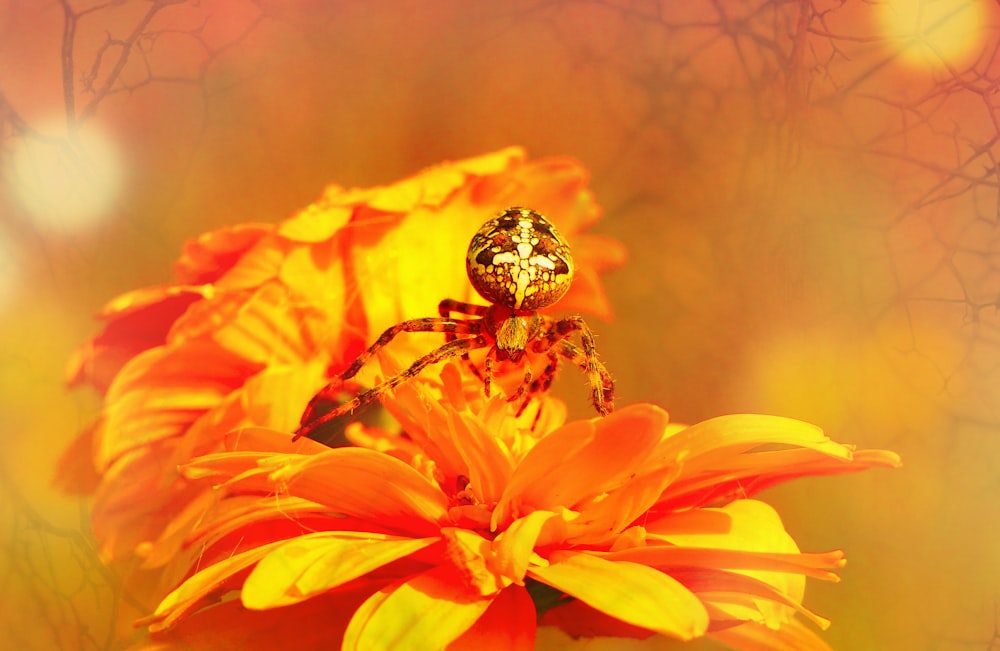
[646,500,817,625]
[494,510,564,584]
[151,541,284,631]
[648,500,801,553]
[276,202,351,242]
[603,544,844,583]
[659,414,844,464]
[242,531,437,609]
[343,566,493,651]
[442,527,507,596]
[527,551,708,641]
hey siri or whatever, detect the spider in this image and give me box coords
[294,207,614,440]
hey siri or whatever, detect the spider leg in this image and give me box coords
[439,299,488,382]
[342,317,482,380]
[483,351,495,397]
[505,359,534,405]
[438,299,489,318]
[533,315,614,416]
[514,347,559,417]
[296,317,481,439]
[296,334,491,439]
[555,339,615,415]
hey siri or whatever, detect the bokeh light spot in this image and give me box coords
[877,0,985,69]
[5,120,124,231]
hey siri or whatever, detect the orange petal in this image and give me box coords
[210,235,286,290]
[135,587,361,650]
[149,494,363,570]
[242,531,438,609]
[709,615,834,651]
[66,285,207,391]
[527,550,709,641]
[223,426,329,455]
[680,569,830,631]
[656,415,901,509]
[237,363,331,433]
[173,223,272,285]
[342,565,493,651]
[92,442,203,561]
[506,156,596,232]
[555,264,616,321]
[99,343,262,467]
[538,600,657,640]
[447,586,536,651]
[169,283,314,365]
[149,540,284,631]
[563,464,680,545]
[494,404,668,527]
[183,447,450,536]
[448,410,515,504]
[52,420,101,494]
[603,544,844,583]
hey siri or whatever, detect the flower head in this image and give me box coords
[62,147,900,650]
[137,353,899,649]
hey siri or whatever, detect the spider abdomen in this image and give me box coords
[466,207,574,310]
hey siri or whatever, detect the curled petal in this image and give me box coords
[494,510,565,584]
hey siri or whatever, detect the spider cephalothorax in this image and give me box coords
[295,207,614,440]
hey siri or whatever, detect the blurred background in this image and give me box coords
[1,1,997,649]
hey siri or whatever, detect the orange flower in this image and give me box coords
[62,147,901,649]
[136,354,900,650]
[58,148,625,621]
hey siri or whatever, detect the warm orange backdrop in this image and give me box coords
[1,1,997,649]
